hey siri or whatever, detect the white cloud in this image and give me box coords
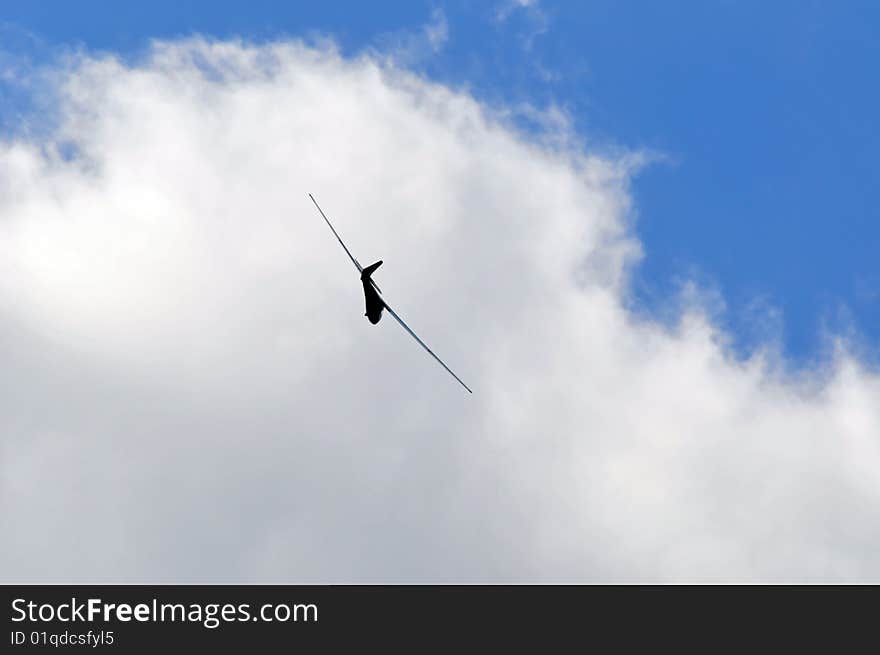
[496,0,541,22]
[495,0,550,51]
[1,38,878,582]
[372,8,449,67]
[424,8,450,53]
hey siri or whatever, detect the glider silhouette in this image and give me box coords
[309,193,472,394]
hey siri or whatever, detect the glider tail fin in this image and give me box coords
[361,260,383,279]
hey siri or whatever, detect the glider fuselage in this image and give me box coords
[362,278,384,324]
[360,260,385,324]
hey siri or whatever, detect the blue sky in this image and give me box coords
[2,0,877,364]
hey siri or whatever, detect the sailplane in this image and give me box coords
[309,193,472,394]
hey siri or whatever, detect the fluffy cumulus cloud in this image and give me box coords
[1,38,878,582]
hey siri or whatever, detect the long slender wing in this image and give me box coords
[383,303,473,394]
[309,193,362,273]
